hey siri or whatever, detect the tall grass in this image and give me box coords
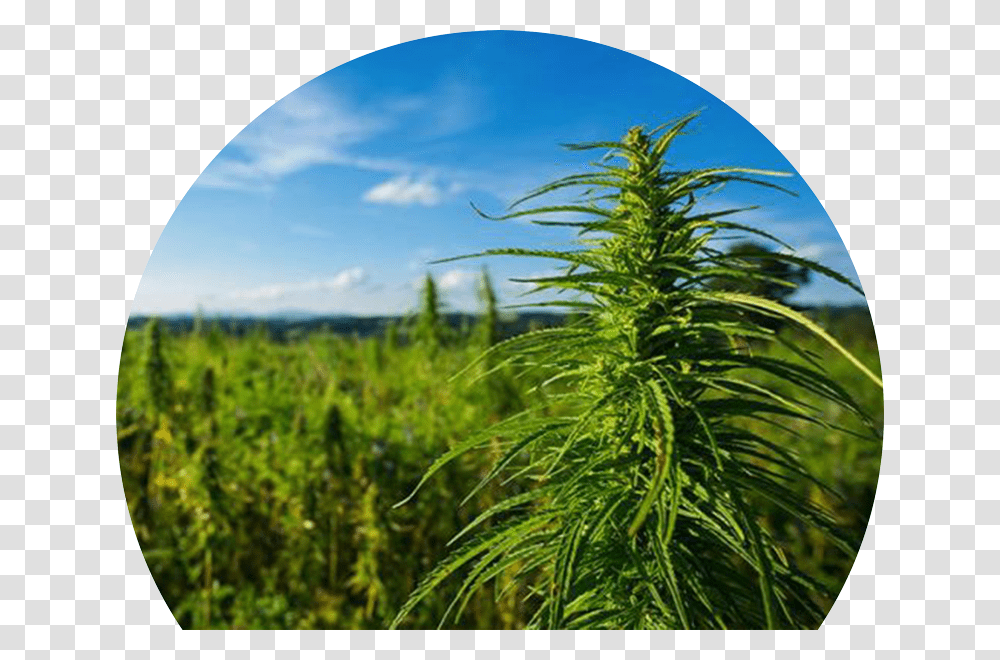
[391,113,883,629]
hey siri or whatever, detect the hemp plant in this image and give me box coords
[391,112,882,630]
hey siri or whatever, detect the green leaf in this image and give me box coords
[701,291,882,387]
[627,380,676,538]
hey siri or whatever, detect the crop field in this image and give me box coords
[117,117,883,630]
[116,304,880,630]
[117,311,547,629]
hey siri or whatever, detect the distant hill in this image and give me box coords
[126,304,876,345]
[125,310,572,343]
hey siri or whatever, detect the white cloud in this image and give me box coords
[363,175,443,206]
[229,267,366,301]
[408,268,477,292]
[328,267,366,290]
[438,268,479,292]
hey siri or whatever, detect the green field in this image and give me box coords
[116,306,881,630]
[119,117,885,630]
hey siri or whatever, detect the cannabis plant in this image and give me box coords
[392,112,882,630]
[415,273,444,349]
[476,267,500,348]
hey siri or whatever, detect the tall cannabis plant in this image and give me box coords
[415,273,444,350]
[392,112,882,630]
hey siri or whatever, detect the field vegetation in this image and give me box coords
[117,115,882,629]
[117,300,879,629]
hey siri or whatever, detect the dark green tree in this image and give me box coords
[710,241,811,304]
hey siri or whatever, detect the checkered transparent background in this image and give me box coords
[0,0,996,655]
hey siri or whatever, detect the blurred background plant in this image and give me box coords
[118,274,880,629]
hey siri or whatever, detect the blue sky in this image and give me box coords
[133,30,866,318]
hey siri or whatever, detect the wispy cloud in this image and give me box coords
[363,175,444,207]
[194,78,493,196]
[188,77,562,208]
[418,76,488,138]
[196,88,387,191]
[289,223,337,239]
[229,267,366,302]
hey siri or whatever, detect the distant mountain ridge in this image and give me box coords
[125,310,572,342]
[126,304,874,344]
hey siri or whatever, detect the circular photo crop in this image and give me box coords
[117,30,884,630]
